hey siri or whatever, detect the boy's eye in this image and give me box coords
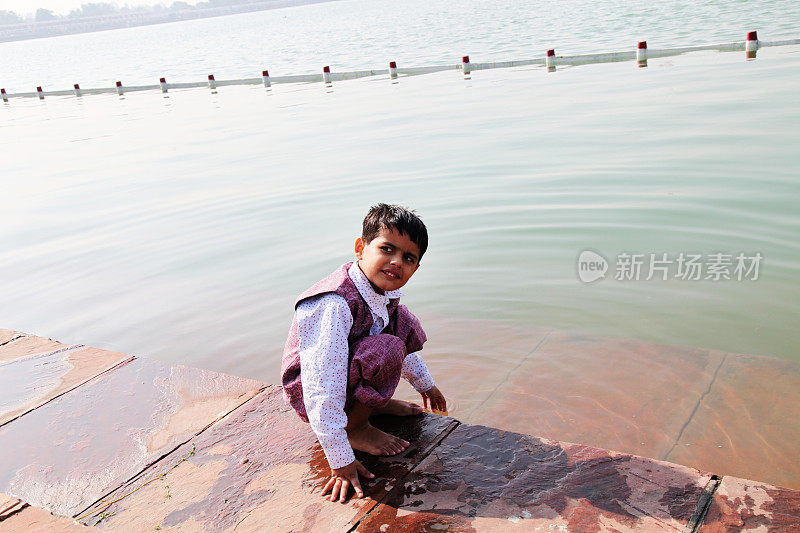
[380,246,392,253]
[404,256,416,264]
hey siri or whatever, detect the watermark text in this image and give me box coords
[577,250,762,283]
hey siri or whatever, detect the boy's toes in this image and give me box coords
[385,440,401,454]
[375,399,423,416]
[405,401,422,414]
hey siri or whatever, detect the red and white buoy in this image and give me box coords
[73,83,82,97]
[116,81,123,95]
[37,86,44,100]
[262,70,271,87]
[462,56,471,74]
[389,61,397,78]
[745,30,758,52]
[546,49,556,70]
[208,74,216,90]
[160,77,168,93]
[637,41,647,61]
[322,65,331,84]
[1,88,7,102]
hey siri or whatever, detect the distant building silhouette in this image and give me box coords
[0,0,335,43]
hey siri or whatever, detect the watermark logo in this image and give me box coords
[577,250,609,283]
[577,251,762,283]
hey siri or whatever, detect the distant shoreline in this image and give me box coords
[0,0,337,43]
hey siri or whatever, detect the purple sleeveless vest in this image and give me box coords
[281,262,426,421]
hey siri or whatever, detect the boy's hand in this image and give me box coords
[321,459,375,503]
[421,385,447,413]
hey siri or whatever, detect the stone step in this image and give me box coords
[0,328,797,531]
[0,493,86,531]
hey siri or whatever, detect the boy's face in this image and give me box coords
[355,225,421,294]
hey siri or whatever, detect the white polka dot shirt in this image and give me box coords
[297,261,436,469]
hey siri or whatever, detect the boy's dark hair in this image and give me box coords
[362,203,428,260]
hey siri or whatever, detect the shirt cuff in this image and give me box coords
[319,431,356,469]
[402,352,436,393]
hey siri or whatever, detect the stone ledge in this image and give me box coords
[0,493,86,531]
[394,320,800,490]
[355,422,713,531]
[0,328,798,531]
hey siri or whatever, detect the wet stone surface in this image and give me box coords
[0,492,86,532]
[468,331,726,462]
[0,346,132,426]
[391,315,552,419]
[0,357,263,517]
[356,422,712,532]
[701,475,800,532]
[0,333,76,363]
[0,328,22,345]
[667,353,800,490]
[465,331,800,491]
[82,386,457,531]
[2,329,799,531]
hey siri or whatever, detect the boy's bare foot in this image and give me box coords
[347,423,410,456]
[373,399,423,416]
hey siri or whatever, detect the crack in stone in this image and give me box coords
[0,344,85,367]
[0,500,30,522]
[466,331,553,420]
[72,384,271,522]
[663,353,728,462]
[618,499,673,527]
[347,419,461,532]
[0,353,133,429]
[683,475,721,533]
[0,334,24,348]
[624,469,675,489]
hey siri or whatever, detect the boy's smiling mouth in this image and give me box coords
[382,269,400,280]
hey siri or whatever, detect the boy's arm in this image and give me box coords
[401,352,435,393]
[402,352,447,412]
[297,294,356,470]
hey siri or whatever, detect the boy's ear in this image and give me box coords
[354,237,365,259]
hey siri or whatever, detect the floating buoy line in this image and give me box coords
[2,32,798,102]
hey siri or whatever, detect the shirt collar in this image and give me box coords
[348,262,402,322]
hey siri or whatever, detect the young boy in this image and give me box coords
[281,203,446,503]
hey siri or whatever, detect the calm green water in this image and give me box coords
[0,0,798,385]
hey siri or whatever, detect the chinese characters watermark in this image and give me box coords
[577,250,762,283]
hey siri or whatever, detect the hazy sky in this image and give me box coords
[0,1,200,16]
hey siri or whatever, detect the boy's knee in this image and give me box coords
[349,334,405,392]
[350,334,406,365]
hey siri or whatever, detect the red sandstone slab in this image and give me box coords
[81,387,457,531]
[0,329,21,345]
[0,357,264,517]
[0,493,86,531]
[701,475,800,532]
[0,334,75,362]
[390,314,551,419]
[0,346,132,426]
[357,422,713,532]
[667,353,800,490]
[468,331,726,462]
